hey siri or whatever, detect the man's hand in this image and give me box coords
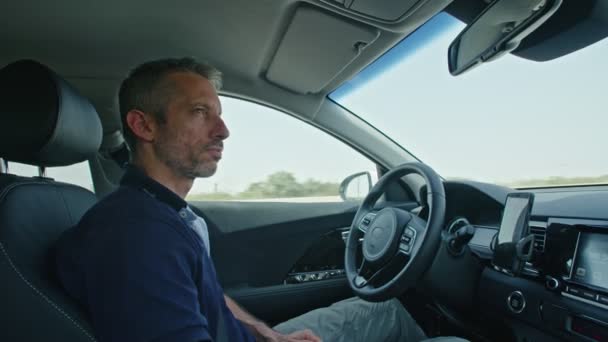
[254,326,321,342]
[285,329,322,342]
[223,295,321,342]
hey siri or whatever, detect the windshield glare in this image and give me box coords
[331,13,608,188]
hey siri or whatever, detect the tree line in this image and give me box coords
[188,171,608,201]
[188,171,340,201]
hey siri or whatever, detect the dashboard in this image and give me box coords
[442,181,608,342]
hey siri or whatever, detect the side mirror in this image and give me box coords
[339,171,372,201]
[448,0,561,76]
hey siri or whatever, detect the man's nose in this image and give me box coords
[212,116,230,140]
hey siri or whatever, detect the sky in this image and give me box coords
[7,12,608,193]
[332,13,608,185]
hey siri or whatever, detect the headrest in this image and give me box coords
[0,60,102,167]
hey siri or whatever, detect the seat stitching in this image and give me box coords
[55,184,75,225]
[0,242,96,341]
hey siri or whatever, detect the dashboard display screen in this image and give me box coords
[572,232,608,291]
[497,194,533,244]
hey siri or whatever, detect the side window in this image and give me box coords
[189,97,377,202]
[6,161,95,192]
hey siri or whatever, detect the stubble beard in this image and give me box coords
[154,136,218,180]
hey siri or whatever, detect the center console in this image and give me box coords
[540,219,608,310]
[529,218,608,341]
[480,193,608,341]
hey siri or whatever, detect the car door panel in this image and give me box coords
[190,199,419,323]
[193,202,357,286]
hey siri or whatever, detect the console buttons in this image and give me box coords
[598,295,608,306]
[566,286,601,302]
[567,286,582,296]
[507,291,526,314]
[401,236,411,243]
[404,228,415,238]
[580,289,598,301]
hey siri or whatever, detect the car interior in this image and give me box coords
[1,0,607,341]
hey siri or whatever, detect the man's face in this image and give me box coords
[153,72,229,179]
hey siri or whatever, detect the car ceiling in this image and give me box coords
[2,0,606,135]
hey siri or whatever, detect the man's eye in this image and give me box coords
[194,108,208,115]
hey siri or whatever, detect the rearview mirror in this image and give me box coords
[448,0,561,76]
[339,171,372,201]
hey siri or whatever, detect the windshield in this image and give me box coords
[330,13,608,188]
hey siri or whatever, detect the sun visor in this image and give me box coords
[266,6,379,94]
[348,0,431,22]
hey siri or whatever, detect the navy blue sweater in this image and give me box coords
[55,166,255,342]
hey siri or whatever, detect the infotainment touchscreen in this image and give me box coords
[571,232,608,291]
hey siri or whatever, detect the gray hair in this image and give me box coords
[118,57,222,152]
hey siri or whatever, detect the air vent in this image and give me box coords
[529,221,547,252]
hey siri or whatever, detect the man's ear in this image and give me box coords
[126,110,157,143]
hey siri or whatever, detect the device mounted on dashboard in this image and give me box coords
[492,192,535,276]
[493,233,535,276]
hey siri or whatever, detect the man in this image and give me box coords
[55,58,458,342]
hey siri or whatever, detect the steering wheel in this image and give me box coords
[344,162,446,302]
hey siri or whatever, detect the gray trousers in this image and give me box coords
[274,297,468,342]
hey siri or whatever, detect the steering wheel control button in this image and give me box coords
[507,291,526,314]
[397,227,417,255]
[359,213,377,232]
[404,228,415,238]
[401,227,416,246]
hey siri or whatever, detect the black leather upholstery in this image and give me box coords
[0,175,97,341]
[0,60,101,341]
[0,60,102,167]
